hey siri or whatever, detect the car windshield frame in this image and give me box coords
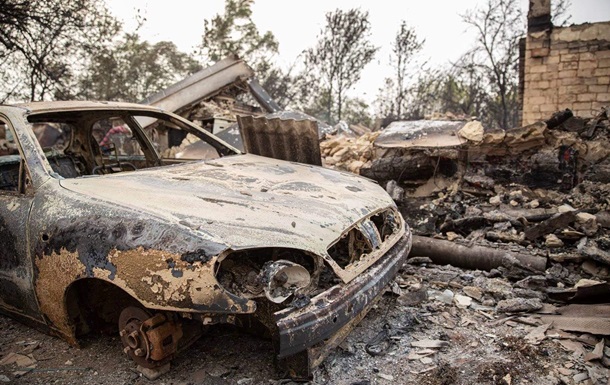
[23,107,242,180]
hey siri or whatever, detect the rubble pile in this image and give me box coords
[398,109,610,271]
[316,108,610,382]
[324,108,610,383]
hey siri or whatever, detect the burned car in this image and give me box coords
[0,101,411,379]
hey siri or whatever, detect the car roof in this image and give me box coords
[3,101,165,115]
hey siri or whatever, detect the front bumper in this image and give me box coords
[274,231,412,361]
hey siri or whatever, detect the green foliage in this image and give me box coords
[0,0,118,102]
[198,0,295,106]
[304,8,378,124]
[74,33,202,102]
[199,0,278,66]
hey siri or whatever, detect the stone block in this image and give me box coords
[594,67,610,76]
[559,77,580,86]
[579,60,597,70]
[528,104,541,113]
[567,85,589,94]
[577,93,597,102]
[558,69,577,78]
[558,93,574,104]
[573,102,593,111]
[527,96,548,105]
[541,72,554,80]
[599,58,610,68]
[589,85,609,93]
[560,30,583,42]
[584,77,599,85]
[540,104,557,113]
[588,43,601,53]
[530,65,548,74]
[544,55,560,64]
[597,93,610,102]
[138,363,170,380]
[579,52,596,61]
[561,61,578,70]
[577,68,595,77]
[553,41,568,51]
[598,76,610,85]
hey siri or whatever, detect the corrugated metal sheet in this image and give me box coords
[237,115,322,166]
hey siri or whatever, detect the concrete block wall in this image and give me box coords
[521,21,610,125]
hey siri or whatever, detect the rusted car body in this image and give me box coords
[0,101,411,378]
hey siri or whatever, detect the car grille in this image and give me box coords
[327,208,401,269]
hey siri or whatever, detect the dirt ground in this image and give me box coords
[1,257,606,385]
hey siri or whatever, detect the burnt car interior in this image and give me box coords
[17,110,238,180]
[0,119,28,193]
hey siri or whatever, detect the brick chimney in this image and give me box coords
[528,0,552,32]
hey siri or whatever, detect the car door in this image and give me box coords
[0,115,42,322]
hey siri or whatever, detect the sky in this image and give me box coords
[106,0,610,105]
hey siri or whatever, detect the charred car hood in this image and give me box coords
[59,154,396,255]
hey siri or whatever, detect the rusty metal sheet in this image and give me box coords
[237,115,322,166]
[558,304,610,317]
[536,304,610,336]
[537,315,610,335]
[374,120,467,149]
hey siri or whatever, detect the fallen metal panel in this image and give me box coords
[237,115,322,166]
[538,315,610,335]
[375,120,467,149]
[139,55,254,114]
[558,304,610,317]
